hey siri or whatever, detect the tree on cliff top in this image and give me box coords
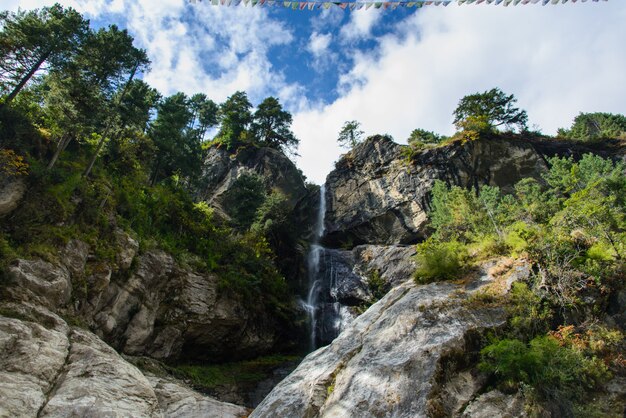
[216,91,253,150]
[453,88,528,133]
[250,96,299,155]
[337,120,364,149]
[558,112,626,141]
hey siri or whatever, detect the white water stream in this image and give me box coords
[301,184,353,351]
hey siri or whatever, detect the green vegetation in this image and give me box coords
[479,335,609,407]
[213,91,299,153]
[416,153,625,413]
[172,354,300,392]
[413,239,468,283]
[0,5,298,316]
[453,87,528,133]
[403,88,529,165]
[337,120,364,149]
[366,269,387,302]
[558,112,626,141]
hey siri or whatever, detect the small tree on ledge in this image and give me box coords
[337,120,364,149]
[453,88,528,134]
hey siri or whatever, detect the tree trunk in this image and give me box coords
[82,124,113,178]
[0,48,52,109]
[47,134,72,169]
[83,63,139,178]
[150,157,161,186]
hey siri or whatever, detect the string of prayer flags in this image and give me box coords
[189,0,609,9]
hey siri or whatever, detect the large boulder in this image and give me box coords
[0,303,248,418]
[324,136,548,247]
[5,259,72,309]
[0,176,26,217]
[252,259,530,418]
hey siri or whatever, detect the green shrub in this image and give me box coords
[366,269,387,302]
[414,239,469,283]
[506,282,552,339]
[480,335,610,407]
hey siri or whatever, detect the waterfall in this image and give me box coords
[302,184,325,351]
[301,184,352,351]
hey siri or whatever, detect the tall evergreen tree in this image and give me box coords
[337,120,364,149]
[216,91,252,150]
[149,93,202,185]
[0,4,89,107]
[453,88,528,133]
[250,96,299,154]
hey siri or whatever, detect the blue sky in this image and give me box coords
[3,0,626,183]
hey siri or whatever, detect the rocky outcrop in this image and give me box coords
[199,145,308,219]
[252,259,530,418]
[305,244,416,346]
[148,375,249,418]
[462,390,527,418]
[2,237,279,364]
[0,176,26,217]
[89,250,276,362]
[324,136,548,247]
[5,259,73,310]
[0,302,248,418]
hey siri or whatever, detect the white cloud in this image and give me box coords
[340,9,382,41]
[120,0,297,104]
[308,32,332,57]
[294,3,626,184]
[5,1,626,186]
[307,31,338,71]
[4,0,300,107]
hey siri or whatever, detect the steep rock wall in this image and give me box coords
[324,136,548,246]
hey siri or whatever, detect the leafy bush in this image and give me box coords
[414,239,469,283]
[480,335,610,407]
[506,282,552,340]
[558,112,626,141]
[366,268,387,302]
[223,172,266,231]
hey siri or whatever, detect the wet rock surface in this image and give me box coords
[252,260,528,418]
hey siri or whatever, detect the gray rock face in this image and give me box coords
[462,390,527,418]
[39,328,162,418]
[352,244,417,289]
[0,304,69,418]
[0,303,249,418]
[305,244,417,347]
[6,259,72,309]
[149,376,249,418]
[0,176,26,217]
[324,136,548,246]
[90,250,276,362]
[199,145,308,219]
[252,260,527,418]
[114,229,139,270]
[2,238,278,363]
[305,244,416,347]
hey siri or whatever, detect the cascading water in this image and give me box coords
[302,184,326,350]
[302,184,353,351]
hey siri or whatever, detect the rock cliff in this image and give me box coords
[324,135,548,246]
[4,236,279,363]
[198,145,308,219]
